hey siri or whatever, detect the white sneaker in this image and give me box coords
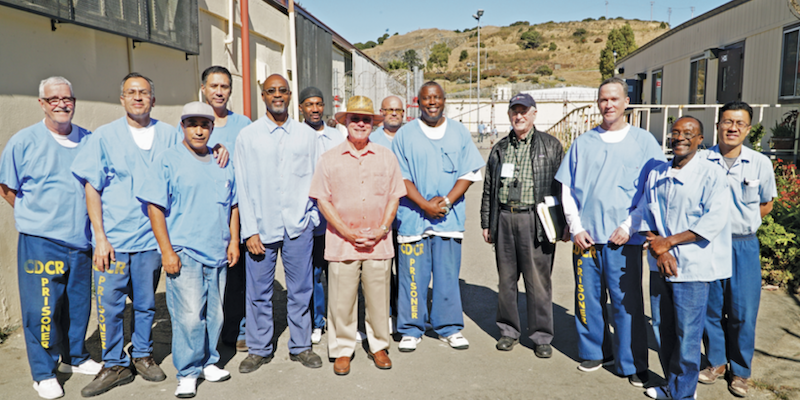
[33,378,63,399]
[175,377,197,398]
[58,359,103,375]
[311,328,323,344]
[439,332,469,350]
[645,386,696,400]
[200,365,230,382]
[356,331,366,342]
[398,336,422,352]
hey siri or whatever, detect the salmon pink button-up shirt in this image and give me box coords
[309,140,406,262]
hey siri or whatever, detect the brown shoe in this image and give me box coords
[235,339,248,352]
[368,350,392,369]
[698,364,726,384]
[333,357,350,376]
[729,375,748,397]
[80,365,134,397]
[132,356,166,382]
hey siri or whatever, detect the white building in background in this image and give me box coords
[447,86,599,134]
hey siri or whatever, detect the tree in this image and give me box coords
[519,28,543,49]
[377,33,390,45]
[549,42,557,51]
[536,65,553,76]
[387,60,408,70]
[459,50,468,62]
[573,28,587,37]
[598,24,638,79]
[402,49,422,69]
[428,43,452,70]
[355,41,377,50]
[510,21,529,27]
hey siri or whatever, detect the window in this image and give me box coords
[780,25,800,99]
[651,69,663,106]
[689,57,707,104]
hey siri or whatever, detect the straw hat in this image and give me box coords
[334,96,384,125]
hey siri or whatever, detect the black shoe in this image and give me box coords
[495,336,518,351]
[290,349,323,369]
[534,344,552,358]
[132,356,166,382]
[238,353,273,374]
[81,365,134,397]
[578,359,603,372]
[629,370,650,387]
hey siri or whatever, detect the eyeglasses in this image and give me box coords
[670,131,700,140]
[381,108,404,114]
[123,89,151,98]
[302,101,325,108]
[263,87,289,95]
[41,96,75,106]
[719,119,750,129]
[348,115,372,124]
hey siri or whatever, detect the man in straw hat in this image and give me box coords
[309,96,406,375]
[234,74,323,373]
[391,82,485,352]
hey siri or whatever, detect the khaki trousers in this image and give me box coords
[327,259,392,358]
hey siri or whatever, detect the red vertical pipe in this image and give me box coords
[241,0,251,118]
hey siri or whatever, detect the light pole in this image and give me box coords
[473,9,484,135]
[467,62,474,130]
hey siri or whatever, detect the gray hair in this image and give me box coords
[598,76,628,95]
[120,72,155,97]
[39,76,73,98]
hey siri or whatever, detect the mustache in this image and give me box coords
[53,106,72,113]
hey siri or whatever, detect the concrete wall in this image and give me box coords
[0,0,289,330]
[446,99,598,134]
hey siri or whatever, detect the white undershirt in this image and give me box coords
[562,124,632,236]
[45,120,80,148]
[397,120,483,243]
[129,121,156,150]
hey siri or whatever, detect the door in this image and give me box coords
[717,46,744,104]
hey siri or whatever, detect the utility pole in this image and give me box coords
[605,0,609,19]
[691,6,695,18]
[668,7,672,26]
[650,1,654,21]
[473,9,484,134]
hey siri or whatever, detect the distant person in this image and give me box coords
[298,86,345,345]
[555,77,665,387]
[200,65,252,353]
[234,74,323,373]
[0,76,101,399]
[391,82,485,352]
[309,96,406,375]
[700,102,777,397]
[632,116,731,400]
[370,95,404,149]
[480,93,564,357]
[478,121,485,143]
[138,102,239,398]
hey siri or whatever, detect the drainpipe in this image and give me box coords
[288,0,299,120]
[225,0,235,45]
[241,0,251,118]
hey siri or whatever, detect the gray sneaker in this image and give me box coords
[80,365,134,397]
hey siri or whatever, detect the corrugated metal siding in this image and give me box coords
[296,13,333,118]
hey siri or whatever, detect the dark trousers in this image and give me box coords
[495,210,555,345]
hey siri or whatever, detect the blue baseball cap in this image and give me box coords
[509,93,537,109]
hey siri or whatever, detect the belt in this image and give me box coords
[500,204,535,213]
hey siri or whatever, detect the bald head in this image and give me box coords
[261,74,291,118]
[380,96,405,133]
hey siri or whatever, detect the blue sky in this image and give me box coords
[296,0,731,44]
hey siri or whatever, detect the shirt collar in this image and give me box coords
[707,145,753,163]
[510,128,533,146]
[263,115,293,134]
[341,140,376,158]
[669,153,702,183]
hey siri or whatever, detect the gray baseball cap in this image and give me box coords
[181,101,215,122]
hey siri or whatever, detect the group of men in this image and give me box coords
[2,68,773,400]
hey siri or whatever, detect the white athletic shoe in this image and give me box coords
[311,328,323,344]
[33,378,63,399]
[356,331,366,342]
[175,377,197,398]
[58,359,103,375]
[439,332,469,350]
[398,336,422,352]
[200,365,230,382]
[645,386,696,399]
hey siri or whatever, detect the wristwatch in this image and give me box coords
[443,196,452,210]
[380,225,390,234]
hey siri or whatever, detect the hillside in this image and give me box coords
[363,19,668,96]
